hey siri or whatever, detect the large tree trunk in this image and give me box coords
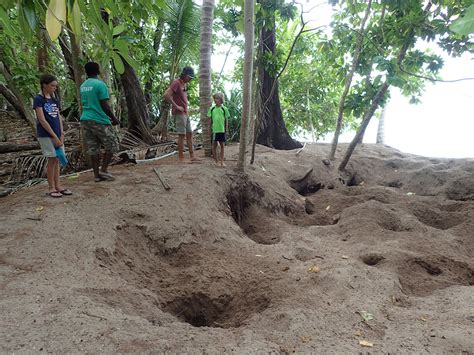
[199,0,215,157]
[329,0,372,161]
[145,19,165,122]
[237,0,255,172]
[37,29,49,73]
[120,61,156,144]
[0,62,36,135]
[68,30,84,112]
[256,22,301,150]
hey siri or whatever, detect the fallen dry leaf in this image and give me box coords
[36,206,44,212]
[325,205,331,211]
[307,266,320,273]
[342,255,349,259]
[359,340,374,347]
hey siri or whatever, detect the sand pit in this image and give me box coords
[0,143,473,353]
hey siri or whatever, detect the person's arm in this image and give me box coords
[225,108,230,133]
[100,99,119,125]
[164,84,184,113]
[35,107,62,146]
[59,114,65,145]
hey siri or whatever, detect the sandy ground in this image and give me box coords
[0,143,473,353]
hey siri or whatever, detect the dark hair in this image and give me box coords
[180,66,195,79]
[39,74,57,86]
[38,74,60,107]
[85,61,100,77]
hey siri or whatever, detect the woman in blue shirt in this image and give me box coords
[33,74,72,198]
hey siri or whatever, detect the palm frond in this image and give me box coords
[164,0,201,76]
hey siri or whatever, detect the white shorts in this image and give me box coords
[37,137,64,158]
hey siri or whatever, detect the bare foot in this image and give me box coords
[220,162,226,167]
[190,157,201,162]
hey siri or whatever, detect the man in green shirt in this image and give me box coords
[80,62,120,182]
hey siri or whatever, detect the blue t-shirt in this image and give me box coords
[33,95,61,138]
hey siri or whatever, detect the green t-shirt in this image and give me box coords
[207,105,230,133]
[80,78,111,125]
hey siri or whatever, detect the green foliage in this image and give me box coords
[450,4,474,34]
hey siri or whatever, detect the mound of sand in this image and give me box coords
[1,143,473,353]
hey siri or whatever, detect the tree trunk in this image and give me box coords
[37,29,49,73]
[376,104,386,144]
[256,22,301,150]
[145,19,165,121]
[120,61,156,144]
[0,142,40,153]
[338,82,389,171]
[199,0,215,157]
[329,0,372,160]
[238,0,255,172]
[68,29,84,111]
[0,63,36,135]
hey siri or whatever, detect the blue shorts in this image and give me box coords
[214,133,226,142]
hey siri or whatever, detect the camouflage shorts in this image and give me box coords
[81,120,120,155]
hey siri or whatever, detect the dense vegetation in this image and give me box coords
[0,0,473,169]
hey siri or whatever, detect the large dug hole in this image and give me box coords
[398,256,474,296]
[226,179,282,244]
[164,291,270,328]
[93,222,273,328]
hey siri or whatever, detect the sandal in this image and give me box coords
[95,175,107,182]
[58,189,73,196]
[99,172,115,181]
[46,191,62,198]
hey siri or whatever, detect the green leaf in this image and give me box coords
[358,311,374,322]
[22,0,37,31]
[112,51,125,74]
[0,7,17,37]
[117,50,139,71]
[450,4,474,35]
[112,24,126,36]
[102,0,119,14]
[67,0,81,38]
[113,38,129,53]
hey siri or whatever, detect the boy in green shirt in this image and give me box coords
[207,92,230,167]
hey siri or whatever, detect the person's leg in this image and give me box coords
[90,154,103,181]
[219,141,225,166]
[178,134,185,161]
[101,152,113,174]
[212,140,218,163]
[46,158,57,192]
[186,132,198,161]
[53,158,60,190]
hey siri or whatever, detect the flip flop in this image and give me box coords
[95,175,107,182]
[57,189,73,196]
[46,191,62,198]
[99,172,115,181]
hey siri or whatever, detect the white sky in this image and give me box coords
[206,0,474,159]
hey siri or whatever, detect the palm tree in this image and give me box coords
[151,0,201,139]
[237,0,255,172]
[199,0,215,157]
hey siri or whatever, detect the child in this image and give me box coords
[34,74,72,198]
[208,92,230,166]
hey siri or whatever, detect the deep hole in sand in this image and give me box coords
[361,253,385,266]
[163,292,270,328]
[94,223,273,329]
[226,180,281,244]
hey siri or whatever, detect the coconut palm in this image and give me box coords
[199,0,215,156]
[152,0,201,139]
